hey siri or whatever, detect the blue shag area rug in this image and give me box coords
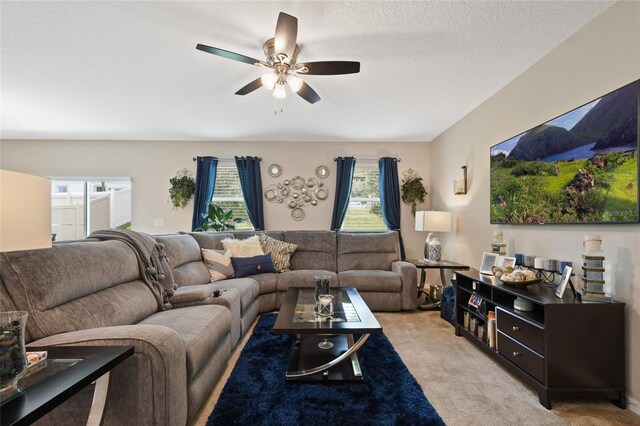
[206,314,444,426]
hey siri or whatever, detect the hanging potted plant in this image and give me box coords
[401,169,427,215]
[169,169,196,209]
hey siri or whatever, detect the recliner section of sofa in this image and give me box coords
[0,240,232,426]
[155,234,259,346]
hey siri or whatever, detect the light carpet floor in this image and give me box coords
[192,310,640,425]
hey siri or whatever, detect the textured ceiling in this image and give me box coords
[1,1,613,142]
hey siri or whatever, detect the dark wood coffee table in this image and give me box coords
[273,287,382,383]
[0,345,133,426]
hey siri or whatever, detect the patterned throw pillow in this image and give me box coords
[221,235,264,257]
[259,234,298,273]
[201,248,235,282]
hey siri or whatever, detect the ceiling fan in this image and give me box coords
[196,12,360,105]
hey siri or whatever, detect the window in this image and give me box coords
[51,178,132,241]
[212,167,253,230]
[342,165,387,230]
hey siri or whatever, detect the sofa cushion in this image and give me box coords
[247,273,277,294]
[0,241,159,341]
[231,254,275,278]
[187,232,235,250]
[337,232,399,272]
[276,270,338,291]
[222,236,264,258]
[338,270,402,292]
[156,234,210,286]
[259,234,297,272]
[139,304,231,380]
[285,231,336,272]
[231,231,284,241]
[201,249,235,282]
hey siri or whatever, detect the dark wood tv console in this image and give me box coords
[455,270,625,409]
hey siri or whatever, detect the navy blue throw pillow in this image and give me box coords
[231,254,276,278]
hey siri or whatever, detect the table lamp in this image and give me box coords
[415,210,451,261]
[1,169,52,252]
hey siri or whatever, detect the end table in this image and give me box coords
[405,259,470,310]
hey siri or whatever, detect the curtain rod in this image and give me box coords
[192,156,262,161]
[333,157,401,162]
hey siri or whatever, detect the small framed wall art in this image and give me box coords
[480,252,500,275]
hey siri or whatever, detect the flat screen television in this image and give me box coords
[490,80,639,224]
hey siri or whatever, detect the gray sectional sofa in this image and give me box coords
[0,230,416,425]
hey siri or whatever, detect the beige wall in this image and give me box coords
[0,140,431,259]
[430,1,640,410]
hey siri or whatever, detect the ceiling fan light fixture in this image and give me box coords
[286,74,303,92]
[261,72,278,90]
[273,83,287,99]
[197,11,360,107]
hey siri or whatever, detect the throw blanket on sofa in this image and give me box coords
[89,229,177,310]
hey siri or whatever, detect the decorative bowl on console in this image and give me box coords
[498,269,541,287]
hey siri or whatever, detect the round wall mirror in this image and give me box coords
[268,164,282,177]
[316,165,329,179]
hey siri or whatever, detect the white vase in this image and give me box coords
[428,238,442,261]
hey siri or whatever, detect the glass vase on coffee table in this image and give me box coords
[317,294,335,349]
[0,311,29,394]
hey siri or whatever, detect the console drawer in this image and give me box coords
[497,331,545,384]
[496,307,544,355]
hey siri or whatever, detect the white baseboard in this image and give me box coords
[628,395,640,416]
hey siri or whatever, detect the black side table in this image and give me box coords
[405,259,470,310]
[1,345,133,426]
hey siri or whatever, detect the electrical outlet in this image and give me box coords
[153,218,165,227]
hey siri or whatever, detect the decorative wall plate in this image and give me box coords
[290,176,306,190]
[268,164,282,177]
[316,165,329,179]
[315,188,328,200]
[291,208,305,221]
[263,185,278,201]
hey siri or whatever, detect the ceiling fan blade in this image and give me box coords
[274,12,298,62]
[235,78,263,96]
[196,44,269,67]
[296,81,321,104]
[295,61,361,75]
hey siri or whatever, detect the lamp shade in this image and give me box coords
[0,169,52,252]
[415,211,451,233]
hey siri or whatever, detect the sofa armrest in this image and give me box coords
[392,260,418,310]
[29,325,188,426]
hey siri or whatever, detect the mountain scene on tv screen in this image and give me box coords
[490,81,638,224]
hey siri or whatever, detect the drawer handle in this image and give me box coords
[513,351,521,357]
[512,326,520,331]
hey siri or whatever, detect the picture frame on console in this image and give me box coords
[479,252,499,275]
[498,256,516,269]
[555,265,573,299]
